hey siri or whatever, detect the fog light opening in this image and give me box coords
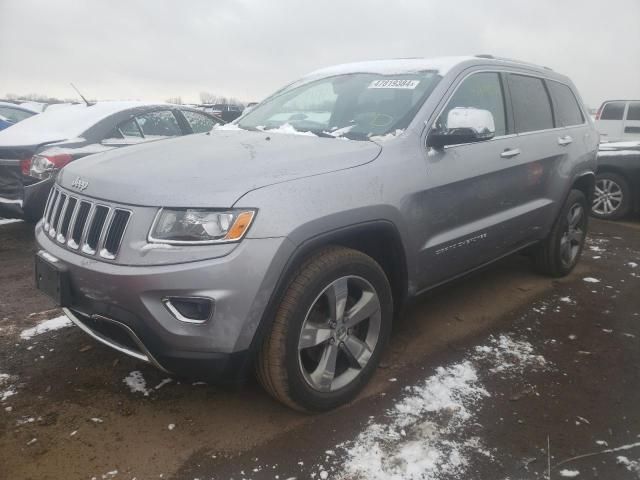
[162,297,213,324]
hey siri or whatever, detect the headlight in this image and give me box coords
[149,208,256,244]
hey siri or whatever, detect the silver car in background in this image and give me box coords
[34,56,598,411]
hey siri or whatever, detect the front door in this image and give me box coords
[415,71,548,289]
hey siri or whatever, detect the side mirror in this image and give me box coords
[428,107,496,149]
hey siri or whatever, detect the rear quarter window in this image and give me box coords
[626,102,640,121]
[600,102,626,120]
[508,74,554,133]
[547,81,584,127]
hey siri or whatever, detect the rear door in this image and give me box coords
[505,73,568,237]
[596,101,626,141]
[622,101,640,140]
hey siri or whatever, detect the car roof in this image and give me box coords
[299,55,570,84]
[0,101,167,147]
[0,101,39,114]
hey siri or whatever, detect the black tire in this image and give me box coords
[534,189,588,277]
[591,172,631,220]
[256,246,393,412]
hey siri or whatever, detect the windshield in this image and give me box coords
[237,71,440,140]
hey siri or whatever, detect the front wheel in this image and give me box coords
[256,246,393,412]
[534,189,588,277]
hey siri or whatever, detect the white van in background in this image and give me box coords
[595,100,640,142]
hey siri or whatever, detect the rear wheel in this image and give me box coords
[256,246,393,412]
[534,189,588,277]
[591,172,631,220]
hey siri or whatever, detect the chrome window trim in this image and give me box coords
[423,67,589,151]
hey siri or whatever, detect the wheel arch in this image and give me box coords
[247,220,409,361]
[571,170,596,204]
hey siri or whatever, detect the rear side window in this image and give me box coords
[104,118,143,140]
[0,106,34,123]
[508,74,554,133]
[600,102,626,120]
[548,81,584,127]
[136,111,182,138]
[437,72,507,136]
[182,110,218,133]
[626,102,640,121]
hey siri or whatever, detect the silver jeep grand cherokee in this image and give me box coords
[35,56,598,411]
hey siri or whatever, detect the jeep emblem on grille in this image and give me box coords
[71,176,89,191]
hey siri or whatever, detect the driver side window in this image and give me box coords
[436,72,507,137]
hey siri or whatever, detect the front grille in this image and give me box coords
[43,186,131,260]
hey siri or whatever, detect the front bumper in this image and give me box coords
[36,224,294,381]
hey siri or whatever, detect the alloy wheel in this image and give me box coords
[560,203,585,268]
[593,178,623,216]
[297,275,381,392]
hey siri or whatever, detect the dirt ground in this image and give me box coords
[0,218,639,480]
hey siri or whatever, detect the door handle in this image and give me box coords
[500,148,521,159]
[558,135,573,146]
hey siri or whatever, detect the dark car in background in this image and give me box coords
[0,102,222,220]
[0,102,39,131]
[592,141,640,219]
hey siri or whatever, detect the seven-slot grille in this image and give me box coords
[43,186,131,260]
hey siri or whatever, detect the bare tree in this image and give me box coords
[165,96,183,105]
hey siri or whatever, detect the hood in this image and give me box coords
[57,129,382,207]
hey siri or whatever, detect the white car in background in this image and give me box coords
[595,100,640,142]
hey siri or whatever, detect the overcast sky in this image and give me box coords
[1,0,638,108]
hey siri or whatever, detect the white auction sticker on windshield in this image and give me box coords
[368,79,420,89]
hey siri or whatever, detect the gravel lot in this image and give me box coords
[1,218,639,480]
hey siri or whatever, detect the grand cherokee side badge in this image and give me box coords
[71,177,89,191]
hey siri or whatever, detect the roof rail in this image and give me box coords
[474,54,553,71]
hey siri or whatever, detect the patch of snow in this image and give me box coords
[90,417,104,423]
[257,123,317,137]
[617,456,640,474]
[559,469,580,477]
[628,262,638,268]
[560,297,573,303]
[154,378,173,390]
[20,315,72,340]
[599,140,640,149]
[123,371,150,396]
[321,334,542,480]
[370,129,404,142]
[583,277,600,283]
[0,373,17,402]
[168,423,175,431]
[473,335,547,376]
[303,57,474,83]
[337,361,486,480]
[598,149,640,157]
[595,440,608,446]
[0,218,22,226]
